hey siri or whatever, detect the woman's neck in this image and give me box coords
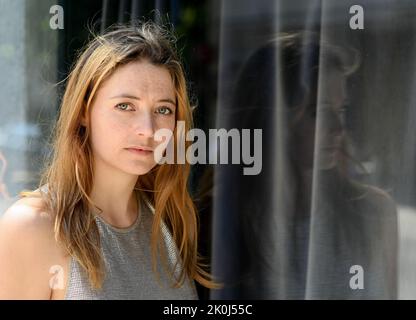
[90,159,139,228]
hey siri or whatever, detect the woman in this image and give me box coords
[0,21,216,299]
[212,32,398,299]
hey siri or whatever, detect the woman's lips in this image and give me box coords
[125,148,154,155]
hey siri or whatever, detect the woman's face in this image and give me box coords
[87,59,176,176]
[291,69,346,171]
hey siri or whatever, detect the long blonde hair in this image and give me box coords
[20,21,217,290]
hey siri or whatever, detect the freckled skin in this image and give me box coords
[88,59,177,176]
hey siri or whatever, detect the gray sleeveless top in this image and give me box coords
[63,190,198,300]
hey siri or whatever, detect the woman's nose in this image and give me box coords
[135,111,155,138]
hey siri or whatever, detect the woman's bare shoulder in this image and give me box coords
[0,196,56,237]
[0,196,64,299]
[351,181,398,219]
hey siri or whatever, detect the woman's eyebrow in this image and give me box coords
[109,93,176,105]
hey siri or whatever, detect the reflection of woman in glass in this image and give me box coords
[222,33,398,299]
[0,21,216,299]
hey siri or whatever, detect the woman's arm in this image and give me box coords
[0,198,56,299]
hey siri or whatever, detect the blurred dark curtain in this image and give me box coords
[210,0,416,299]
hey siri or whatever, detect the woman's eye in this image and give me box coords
[156,106,173,115]
[116,103,133,111]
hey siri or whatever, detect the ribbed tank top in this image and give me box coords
[63,190,198,300]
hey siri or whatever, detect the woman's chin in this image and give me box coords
[317,152,338,170]
[123,163,157,176]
